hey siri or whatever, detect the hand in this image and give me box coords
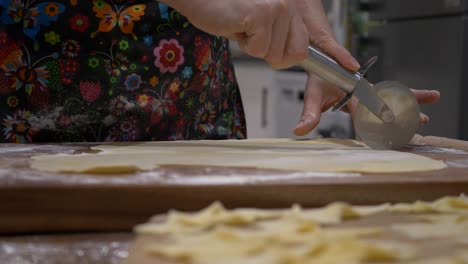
[292,73,441,136]
[162,0,310,69]
[296,0,360,70]
[291,0,438,136]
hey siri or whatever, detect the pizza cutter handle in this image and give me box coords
[298,45,362,94]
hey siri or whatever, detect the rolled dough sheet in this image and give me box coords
[30,138,447,174]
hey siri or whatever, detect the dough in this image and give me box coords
[135,204,418,264]
[128,196,468,264]
[391,222,468,239]
[406,251,468,264]
[389,195,468,214]
[135,202,283,235]
[299,202,390,224]
[411,134,468,152]
[138,204,414,264]
[388,196,468,240]
[30,138,446,174]
[415,214,468,224]
[386,195,468,240]
[145,232,415,264]
[134,202,388,235]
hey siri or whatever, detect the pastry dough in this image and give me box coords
[389,196,468,240]
[30,138,446,174]
[145,231,415,264]
[299,202,390,224]
[389,195,468,214]
[139,205,414,264]
[391,222,468,239]
[135,202,283,235]
[134,202,388,235]
[130,195,468,264]
[406,251,468,264]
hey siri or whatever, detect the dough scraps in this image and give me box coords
[131,195,468,264]
[389,196,468,240]
[30,138,447,174]
[137,205,413,264]
[134,201,389,235]
[145,230,415,264]
[391,222,468,239]
[389,195,468,214]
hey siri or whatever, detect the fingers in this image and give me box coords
[292,83,435,137]
[238,0,309,69]
[410,89,440,104]
[411,89,439,125]
[267,15,309,69]
[236,16,273,59]
[263,3,292,67]
[420,113,430,125]
[293,75,323,136]
[299,0,359,71]
[312,36,360,71]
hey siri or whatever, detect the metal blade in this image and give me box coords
[354,81,420,150]
[353,79,395,123]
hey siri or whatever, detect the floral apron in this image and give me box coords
[0,0,247,143]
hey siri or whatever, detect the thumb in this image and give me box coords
[312,36,360,71]
[293,75,323,136]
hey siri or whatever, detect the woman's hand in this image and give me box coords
[296,0,359,70]
[162,0,308,68]
[162,0,440,137]
[290,0,439,136]
[161,0,359,70]
[292,73,441,136]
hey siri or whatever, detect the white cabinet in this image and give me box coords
[233,61,277,138]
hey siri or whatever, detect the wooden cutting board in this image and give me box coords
[1,137,468,234]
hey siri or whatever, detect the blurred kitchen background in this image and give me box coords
[231,0,468,140]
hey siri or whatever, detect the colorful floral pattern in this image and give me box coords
[3,110,37,143]
[44,31,61,45]
[0,1,246,143]
[69,14,90,32]
[154,39,185,74]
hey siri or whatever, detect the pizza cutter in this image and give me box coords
[298,45,420,150]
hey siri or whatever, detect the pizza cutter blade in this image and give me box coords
[298,45,420,150]
[354,81,420,150]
